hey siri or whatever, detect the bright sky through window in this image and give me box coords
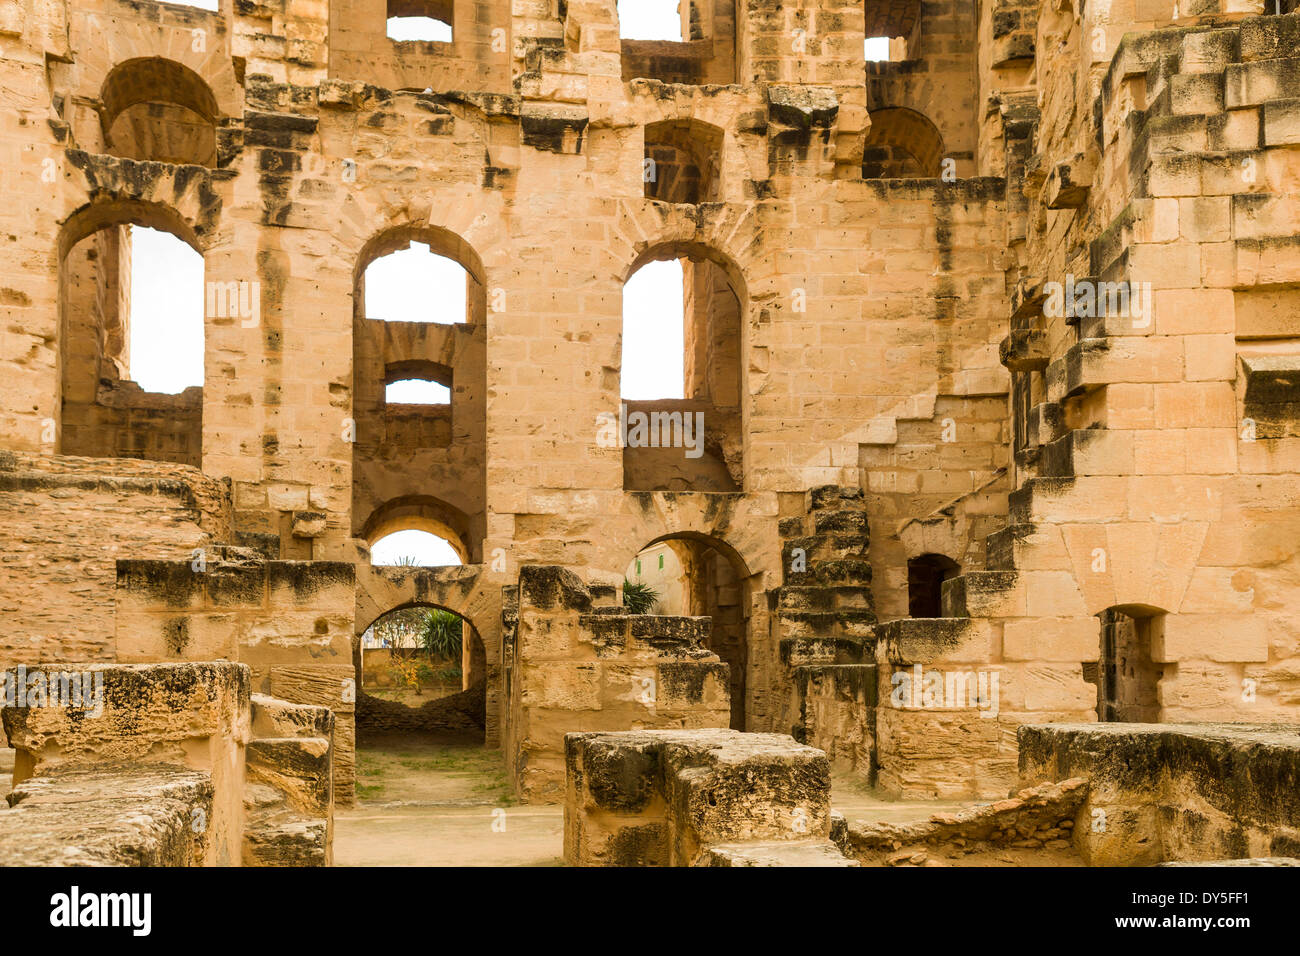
[128,226,204,395]
[387,16,453,41]
[622,259,685,400]
[365,242,467,323]
[370,530,462,566]
[386,379,451,404]
[618,0,682,41]
[865,36,891,61]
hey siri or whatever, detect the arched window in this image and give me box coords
[370,529,463,567]
[620,246,744,492]
[59,210,204,465]
[862,107,946,179]
[907,553,959,617]
[643,119,722,204]
[364,241,469,324]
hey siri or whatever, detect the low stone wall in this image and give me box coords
[1018,723,1300,865]
[0,764,214,866]
[564,729,856,866]
[356,682,486,740]
[844,778,1088,866]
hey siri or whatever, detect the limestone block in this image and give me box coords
[564,730,831,867]
[0,765,214,867]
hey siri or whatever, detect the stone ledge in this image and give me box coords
[0,764,212,866]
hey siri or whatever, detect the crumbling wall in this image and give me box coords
[114,550,357,805]
[506,566,730,802]
[0,452,231,667]
[1019,722,1300,865]
[564,728,853,866]
[1,661,251,865]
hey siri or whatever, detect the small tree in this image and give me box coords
[623,579,659,614]
[388,656,433,696]
[421,608,464,661]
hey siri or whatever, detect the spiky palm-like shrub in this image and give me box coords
[622,580,659,614]
[421,608,464,660]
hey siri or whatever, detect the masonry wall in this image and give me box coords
[2,0,1299,812]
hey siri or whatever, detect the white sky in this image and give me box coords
[865,36,890,61]
[622,259,684,400]
[371,529,463,566]
[387,17,453,42]
[129,226,205,394]
[618,1,683,41]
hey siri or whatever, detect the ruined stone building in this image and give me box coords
[2,0,1300,865]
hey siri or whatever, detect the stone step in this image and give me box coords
[777,585,872,611]
[807,484,865,512]
[779,607,876,640]
[940,571,1020,617]
[874,617,994,666]
[242,812,329,866]
[984,523,1036,571]
[250,694,334,741]
[779,635,868,667]
[811,509,869,536]
[245,737,333,814]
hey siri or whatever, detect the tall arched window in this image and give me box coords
[620,247,743,492]
[59,209,204,465]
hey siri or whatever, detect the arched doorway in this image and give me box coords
[625,532,752,730]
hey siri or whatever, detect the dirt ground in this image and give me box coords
[361,683,463,706]
[334,735,565,867]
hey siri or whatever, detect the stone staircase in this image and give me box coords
[777,485,878,783]
[242,694,334,866]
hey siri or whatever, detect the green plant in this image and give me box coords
[622,579,659,614]
[388,657,435,695]
[420,608,464,659]
[434,665,463,684]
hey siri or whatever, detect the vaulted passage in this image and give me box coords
[627,533,752,730]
